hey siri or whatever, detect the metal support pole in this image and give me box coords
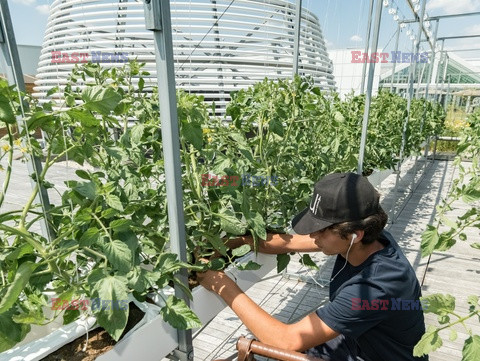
[424,20,439,99]
[143,1,193,361]
[357,0,382,174]
[434,39,445,101]
[444,75,451,112]
[390,23,401,93]
[0,1,54,241]
[292,0,302,77]
[389,0,426,222]
[360,0,375,94]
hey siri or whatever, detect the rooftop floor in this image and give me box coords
[192,158,479,361]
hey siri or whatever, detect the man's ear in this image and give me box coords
[353,230,364,244]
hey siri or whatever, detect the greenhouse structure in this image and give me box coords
[0,1,479,361]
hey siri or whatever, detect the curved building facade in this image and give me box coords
[35,0,336,114]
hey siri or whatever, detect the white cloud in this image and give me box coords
[13,0,36,6]
[36,4,50,15]
[324,39,334,48]
[427,0,480,13]
[350,35,363,42]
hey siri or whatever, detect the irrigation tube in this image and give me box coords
[357,0,383,175]
[143,1,193,360]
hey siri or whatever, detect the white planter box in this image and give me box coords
[0,252,276,361]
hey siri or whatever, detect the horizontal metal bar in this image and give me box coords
[436,136,460,141]
[437,34,480,40]
[401,11,480,23]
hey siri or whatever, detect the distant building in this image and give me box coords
[1,44,41,93]
[34,0,336,115]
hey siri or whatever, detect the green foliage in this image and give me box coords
[0,64,446,351]
[417,109,480,360]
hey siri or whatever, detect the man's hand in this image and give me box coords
[197,269,236,296]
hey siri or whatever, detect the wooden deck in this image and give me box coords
[192,158,479,361]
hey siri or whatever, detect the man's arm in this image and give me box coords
[232,233,320,254]
[197,270,339,351]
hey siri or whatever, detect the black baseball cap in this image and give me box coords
[291,172,381,235]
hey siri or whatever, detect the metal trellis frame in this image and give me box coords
[0,1,55,241]
[143,1,193,360]
[357,0,383,175]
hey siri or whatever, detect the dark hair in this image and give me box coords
[326,206,388,244]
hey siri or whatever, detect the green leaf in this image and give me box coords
[301,254,319,270]
[236,261,261,271]
[67,109,99,127]
[204,233,228,256]
[276,253,290,273]
[421,294,455,315]
[63,309,80,325]
[0,309,31,352]
[413,325,443,357]
[449,329,457,342]
[248,212,267,241]
[156,253,182,274]
[471,243,480,250]
[269,117,284,137]
[91,275,129,341]
[75,169,91,180]
[110,219,133,232]
[82,86,122,115]
[160,295,201,330]
[79,227,100,247]
[463,335,480,361]
[74,181,97,200]
[182,122,203,150]
[421,225,439,257]
[209,258,226,270]
[219,210,246,235]
[0,261,36,314]
[232,244,251,258]
[130,124,145,144]
[103,240,133,273]
[0,94,15,124]
[467,295,479,309]
[462,189,480,203]
[106,194,124,211]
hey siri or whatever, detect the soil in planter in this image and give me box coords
[40,302,145,361]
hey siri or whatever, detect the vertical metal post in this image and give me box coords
[424,19,439,99]
[357,0,383,174]
[143,1,192,361]
[389,0,426,222]
[390,23,401,93]
[0,1,54,241]
[434,39,445,101]
[444,75,451,112]
[292,0,302,77]
[360,0,375,94]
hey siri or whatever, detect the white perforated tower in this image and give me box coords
[35,0,336,114]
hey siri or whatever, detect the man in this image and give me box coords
[198,172,427,361]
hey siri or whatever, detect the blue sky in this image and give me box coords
[9,0,480,60]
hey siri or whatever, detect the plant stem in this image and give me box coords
[436,310,479,333]
[92,213,114,243]
[0,124,14,208]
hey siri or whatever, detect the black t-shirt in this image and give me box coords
[315,230,428,361]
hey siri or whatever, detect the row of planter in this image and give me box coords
[2,253,276,361]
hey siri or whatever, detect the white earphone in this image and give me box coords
[351,233,357,245]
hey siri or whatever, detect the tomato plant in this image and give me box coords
[415,109,480,361]
[0,63,446,352]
